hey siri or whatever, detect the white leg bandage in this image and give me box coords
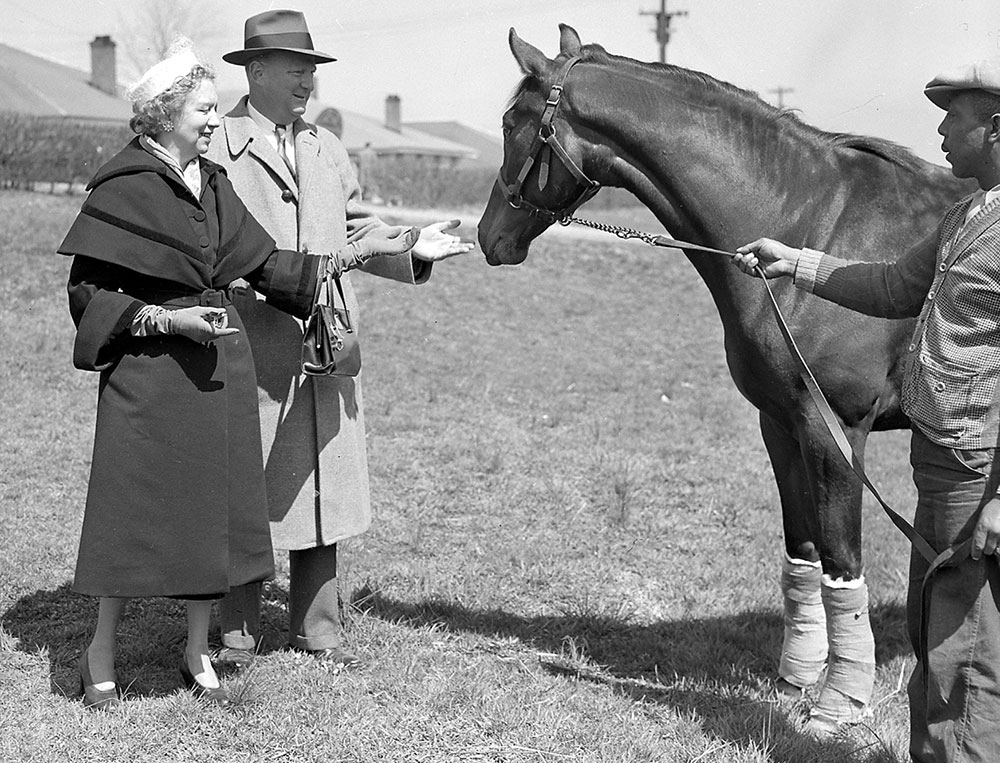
[808,575,875,731]
[778,553,827,689]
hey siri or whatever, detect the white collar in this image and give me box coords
[247,100,292,140]
[139,135,202,199]
[962,183,1000,226]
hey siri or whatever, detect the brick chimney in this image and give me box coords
[89,36,117,96]
[385,94,401,133]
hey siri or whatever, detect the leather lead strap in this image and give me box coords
[648,234,948,567]
[756,269,939,564]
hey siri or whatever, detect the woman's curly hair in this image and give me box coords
[129,64,215,137]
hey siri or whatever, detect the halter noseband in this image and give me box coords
[496,56,601,224]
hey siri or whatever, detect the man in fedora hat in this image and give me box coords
[733,57,1000,761]
[207,9,472,669]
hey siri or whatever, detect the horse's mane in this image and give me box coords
[510,44,926,174]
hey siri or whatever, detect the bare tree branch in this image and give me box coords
[116,0,223,82]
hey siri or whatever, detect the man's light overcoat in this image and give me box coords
[207,96,430,550]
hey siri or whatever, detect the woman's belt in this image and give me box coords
[128,287,233,308]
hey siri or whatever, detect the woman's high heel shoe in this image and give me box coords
[78,650,121,710]
[179,658,230,706]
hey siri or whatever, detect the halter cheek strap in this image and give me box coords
[496,56,601,224]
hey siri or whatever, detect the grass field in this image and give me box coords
[0,189,918,762]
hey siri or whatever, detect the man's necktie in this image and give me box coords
[275,125,296,179]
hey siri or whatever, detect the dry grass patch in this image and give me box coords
[1,190,915,761]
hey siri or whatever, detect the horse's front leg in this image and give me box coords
[798,413,875,735]
[760,411,876,734]
[759,412,828,696]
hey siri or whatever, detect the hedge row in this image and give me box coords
[364,155,496,209]
[0,114,132,191]
[0,114,496,205]
[363,156,641,211]
[0,113,641,210]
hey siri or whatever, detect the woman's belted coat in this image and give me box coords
[59,138,323,596]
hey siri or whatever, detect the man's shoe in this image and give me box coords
[311,646,362,670]
[210,646,254,671]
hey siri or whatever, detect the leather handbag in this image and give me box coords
[301,271,361,377]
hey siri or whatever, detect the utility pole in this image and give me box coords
[640,0,688,64]
[769,86,795,109]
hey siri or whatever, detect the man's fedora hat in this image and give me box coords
[223,10,336,66]
[924,56,1000,109]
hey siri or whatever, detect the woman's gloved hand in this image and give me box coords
[328,225,420,276]
[155,306,240,343]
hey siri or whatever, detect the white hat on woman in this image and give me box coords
[127,37,206,107]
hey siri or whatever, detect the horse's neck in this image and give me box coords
[572,60,868,321]
[579,63,831,253]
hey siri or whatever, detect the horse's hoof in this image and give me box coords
[804,697,870,738]
[803,711,842,738]
[774,677,805,701]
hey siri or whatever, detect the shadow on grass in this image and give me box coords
[355,587,909,680]
[356,588,910,763]
[1,580,293,703]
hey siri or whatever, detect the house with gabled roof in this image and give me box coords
[217,89,479,168]
[2,33,486,166]
[0,37,131,123]
[2,34,487,198]
[404,121,503,171]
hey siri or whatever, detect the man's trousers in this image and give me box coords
[220,543,343,651]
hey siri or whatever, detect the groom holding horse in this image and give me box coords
[735,56,1000,763]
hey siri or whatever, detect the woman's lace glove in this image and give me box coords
[133,305,239,343]
[327,225,420,276]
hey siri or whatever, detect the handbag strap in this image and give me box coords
[316,269,336,306]
[323,270,354,332]
[319,266,348,305]
[332,273,348,307]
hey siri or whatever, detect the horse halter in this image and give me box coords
[496,56,601,224]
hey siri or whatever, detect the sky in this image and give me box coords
[4,0,1000,165]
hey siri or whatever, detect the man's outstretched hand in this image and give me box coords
[411,219,475,262]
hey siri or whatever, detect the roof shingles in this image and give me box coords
[0,42,132,122]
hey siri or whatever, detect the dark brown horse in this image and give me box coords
[477,25,971,732]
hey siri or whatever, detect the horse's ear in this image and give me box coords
[509,27,550,77]
[558,24,582,56]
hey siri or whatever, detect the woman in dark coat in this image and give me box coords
[60,41,416,709]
